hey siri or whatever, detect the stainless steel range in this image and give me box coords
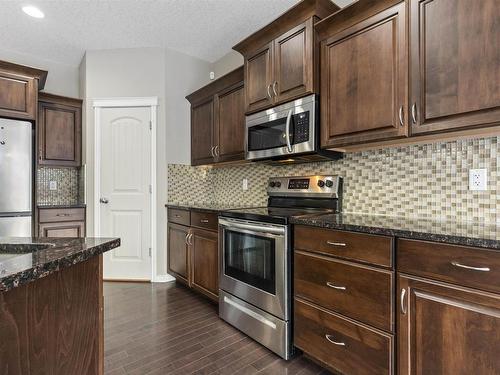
[218,175,342,359]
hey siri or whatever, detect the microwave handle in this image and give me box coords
[285,109,293,153]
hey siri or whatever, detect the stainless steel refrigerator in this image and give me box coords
[0,119,32,236]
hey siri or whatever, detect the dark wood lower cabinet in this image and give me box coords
[167,223,190,285]
[37,207,86,238]
[0,256,103,375]
[398,275,500,375]
[39,221,85,238]
[190,228,218,300]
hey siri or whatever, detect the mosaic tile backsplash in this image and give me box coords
[37,167,84,206]
[168,137,500,224]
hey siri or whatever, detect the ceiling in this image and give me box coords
[1,0,353,67]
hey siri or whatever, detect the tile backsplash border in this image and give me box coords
[167,137,499,224]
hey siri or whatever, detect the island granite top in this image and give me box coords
[291,213,500,250]
[0,237,120,293]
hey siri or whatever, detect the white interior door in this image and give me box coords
[99,107,152,280]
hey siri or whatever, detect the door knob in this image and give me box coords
[100,198,109,204]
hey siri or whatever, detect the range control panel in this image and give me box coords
[267,175,342,198]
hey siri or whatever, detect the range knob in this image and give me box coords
[325,180,334,188]
[317,180,325,188]
[275,181,281,188]
[269,181,276,188]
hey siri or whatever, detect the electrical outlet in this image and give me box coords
[469,169,487,191]
[49,181,57,191]
[242,178,248,191]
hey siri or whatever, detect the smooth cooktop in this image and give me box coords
[221,206,336,225]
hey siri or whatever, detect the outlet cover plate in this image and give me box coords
[242,178,248,191]
[49,181,57,191]
[469,169,487,191]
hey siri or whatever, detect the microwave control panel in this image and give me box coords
[293,112,310,144]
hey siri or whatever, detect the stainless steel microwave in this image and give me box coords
[245,95,341,163]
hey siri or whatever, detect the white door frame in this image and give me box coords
[93,97,158,281]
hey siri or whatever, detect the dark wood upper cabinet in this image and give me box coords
[234,0,339,114]
[398,275,500,375]
[410,0,500,135]
[245,42,274,113]
[0,60,47,121]
[214,82,245,162]
[190,228,218,301]
[187,67,245,166]
[190,97,215,166]
[318,1,408,148]
[38,93,82,167]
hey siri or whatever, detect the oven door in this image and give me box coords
[245,94,316,161]
[219,217,288,320]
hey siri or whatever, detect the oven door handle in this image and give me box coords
[219,218,285,236]
[285,109,293,153]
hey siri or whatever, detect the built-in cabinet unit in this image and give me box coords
[397,239,500,375]
[233,0,339,114]
[0,60,47,121]
[294,225,395,374]
[38,93,82,167]
[38,207,86,238]
[167,208,219,301]
[316,0,500,150]
[187,67,245,166]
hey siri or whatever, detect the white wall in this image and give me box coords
[0,47,80,97]
[210,51,243,79]
[81,47,211,280]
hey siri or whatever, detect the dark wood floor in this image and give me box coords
[104,282,330,375]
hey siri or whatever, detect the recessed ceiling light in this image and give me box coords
[22,5,44,18]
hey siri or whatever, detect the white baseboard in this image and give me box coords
[153,274,176,283]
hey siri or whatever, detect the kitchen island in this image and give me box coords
[0,237,120,375]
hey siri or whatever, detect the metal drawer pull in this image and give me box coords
[399,106,404,127]
[325,334,345,346]
[56,213,71,217]
[200,219,209,223]
[451,261,490,272]
[326,241,346,247]
[400,288,407,315]
[174,214,181,218]
[326,282,346,291]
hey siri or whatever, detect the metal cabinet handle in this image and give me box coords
[411,103,418,124]
[188,233,194,245]
[451,261,490,272]
[400,288,407,315]
[326,241,346,247]
[185,233,189,245]
[267,84,272,99]
[326,282,346,291]
[214,145,219,157]
[210,146,215,158]
[200,219,209,223]
[325,334,345,346]
[399,106,404,127]
[272,81,278,97]
[285,109,293,153]
[100,198,109,204]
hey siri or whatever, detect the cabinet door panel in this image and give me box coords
[39,221,85,238]
[398,276,500,375]
[245,42,274,113]
[38,100,82,167]
[274,21,313,104]
[411,0,500,134]
[0,71,37,120]
[321,3,407,147]
[215,83,245,162]
[191,228,218,301]
[191,98,215,166]
[167,223,189,284]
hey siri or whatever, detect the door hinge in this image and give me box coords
[149,121,152,130]
[149,184,152,194]
[149,247,152,257]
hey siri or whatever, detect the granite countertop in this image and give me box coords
[166,202,260,213]
[291,213,500,250]
[0,237,120,292]
[37,203,87,209]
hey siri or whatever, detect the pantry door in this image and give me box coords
[98,105,152,281]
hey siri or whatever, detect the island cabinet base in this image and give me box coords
[0,255,103,375]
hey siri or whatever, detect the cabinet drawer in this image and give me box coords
[398,239,500,294]
[39,221,85,238]
[295,298,393,375]
[38,207,85,223]
[294,225,393,268]
[190,210,218,231]
[294,250,393,332]
[168,208,190,226]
